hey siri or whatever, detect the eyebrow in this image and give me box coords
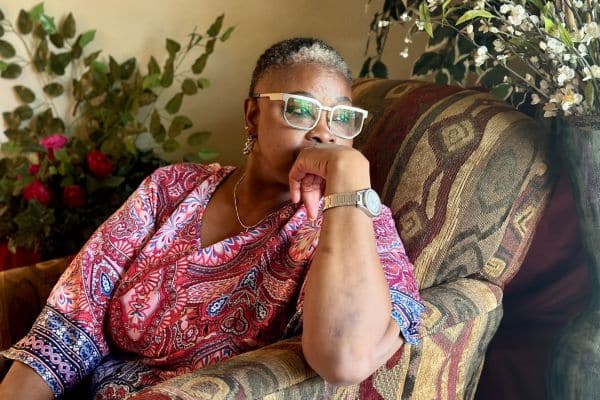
[290,91,351,103]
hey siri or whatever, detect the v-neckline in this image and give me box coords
[197,165,296,254]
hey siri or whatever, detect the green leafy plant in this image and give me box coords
[0,3,234,261]
[363,1,600,117]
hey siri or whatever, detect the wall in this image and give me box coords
[0,0,425,166]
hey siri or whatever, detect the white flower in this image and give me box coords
[540,79,550,91]
[546,38,566,55]
[582,22,600,44]
[404,36,413,44]
[493,39,505,53]
[400,48,409,58]
[557,66,575,86]
[378,20,391,28]
[500,4,528,26]
[400,12,411,22]
[474,1,485,10]
[539,41,547,51]
[478,20,491,33]
[583,65,600,81]
[490,26,499,34]
[531,93,542,105]
[465,24,474,39]
[549,85,584,115]
[427,0,442,12]
[416,20,425,31]
[529,15,540,25]
[574,0,584,7]
[543,101,558,117]
[474,46,489,66]
[578,43,588,56]
[525,74,535,84]
[530,56,539,65]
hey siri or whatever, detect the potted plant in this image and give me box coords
[0,3,233,267]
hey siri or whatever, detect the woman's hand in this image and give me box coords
[288,143,371,220]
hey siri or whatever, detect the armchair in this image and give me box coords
[0,79,554,399]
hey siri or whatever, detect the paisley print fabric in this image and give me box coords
[1,162,422,399]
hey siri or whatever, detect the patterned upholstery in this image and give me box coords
[0,79,554,399]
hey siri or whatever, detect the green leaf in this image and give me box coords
[78,30,96,48]
[14,105,33,120]
[166,38,181,56]
[182,78,197,95]
[91,60,108,74]
[61,13,76,38]
[162,138,179,152]
[14,85,35,103]
[43,82,64,97]
[99,176,125,188]
[187,131,210,146]
[205,38,216,54]
[168,115,193,137]
[49,33,64,48]
[220,26,235,42]
[490,83,513,100]
[147,56,160,75]
[558,24,573,47]
[109,56,120,79]
[477,65,507,88]
[1,63,22,79]
[49,52,71,75]
[1,141,22,154]
[150,109,161,134]
[39,14,57,35]
[192,54,208,74]
[0,61,6,72]
[456,9,495,26]
[166,93,184,114]
[33,39,49,72]
[412,51,442,76]
[17,10,33,34]
[0,40,16,58]
[585,81,595,109]
[161,59,174,87]
[29,3,44,22]
[419,2,433,38]
[120,58,136,79]
[84,50,102,66]
[207,14,224,37]
[197,78,210,89]
[197,148,219,161]
[371,60,388,78]
[142,73,161,89]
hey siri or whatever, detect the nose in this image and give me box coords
[307,111,335,143]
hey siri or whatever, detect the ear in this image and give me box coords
[244,97,259,137]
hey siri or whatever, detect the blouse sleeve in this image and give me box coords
[0,166,173,398]
[373,205,424,345]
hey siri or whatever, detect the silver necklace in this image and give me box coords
[233,171,289,232]
[233,172,253,231]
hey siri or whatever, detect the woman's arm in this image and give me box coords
[289,145,413,385]
[0,361,54,400]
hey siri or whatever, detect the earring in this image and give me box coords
[243,134,256,155]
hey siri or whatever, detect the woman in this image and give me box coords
[0,38,423,399]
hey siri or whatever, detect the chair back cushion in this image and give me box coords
[352,79,554,289]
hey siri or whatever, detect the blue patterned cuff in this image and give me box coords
[0,305,103,398]
[390,289,425,345]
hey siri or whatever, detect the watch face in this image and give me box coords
[365,189,382,216]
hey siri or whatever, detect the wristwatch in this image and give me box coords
[322,188,382,218]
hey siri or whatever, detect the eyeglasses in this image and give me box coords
[253,92,368,139]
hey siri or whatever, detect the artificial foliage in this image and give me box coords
[0,3,233,260]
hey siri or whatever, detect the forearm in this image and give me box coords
[302,205,402,383]
[0,361,54,400]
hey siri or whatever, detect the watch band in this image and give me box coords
[323,191,359,211]
[322,188,381,218]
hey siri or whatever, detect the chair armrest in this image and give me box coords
[0,257,71,351]
[127,278,503,400]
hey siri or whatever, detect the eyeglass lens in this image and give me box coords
[284,96,364,138]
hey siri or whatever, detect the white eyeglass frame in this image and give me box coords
[253,92,369,139]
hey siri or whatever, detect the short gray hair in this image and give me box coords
[249,38,352,96]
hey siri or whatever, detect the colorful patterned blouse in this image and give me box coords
[1,163,424,399]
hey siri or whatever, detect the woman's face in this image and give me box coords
[245,63,353,185]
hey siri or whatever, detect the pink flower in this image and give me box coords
[39,134,68,152]
[28,164,40,175]
[23,179,52,207]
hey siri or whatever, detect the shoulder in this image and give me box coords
[150,162,226,183]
